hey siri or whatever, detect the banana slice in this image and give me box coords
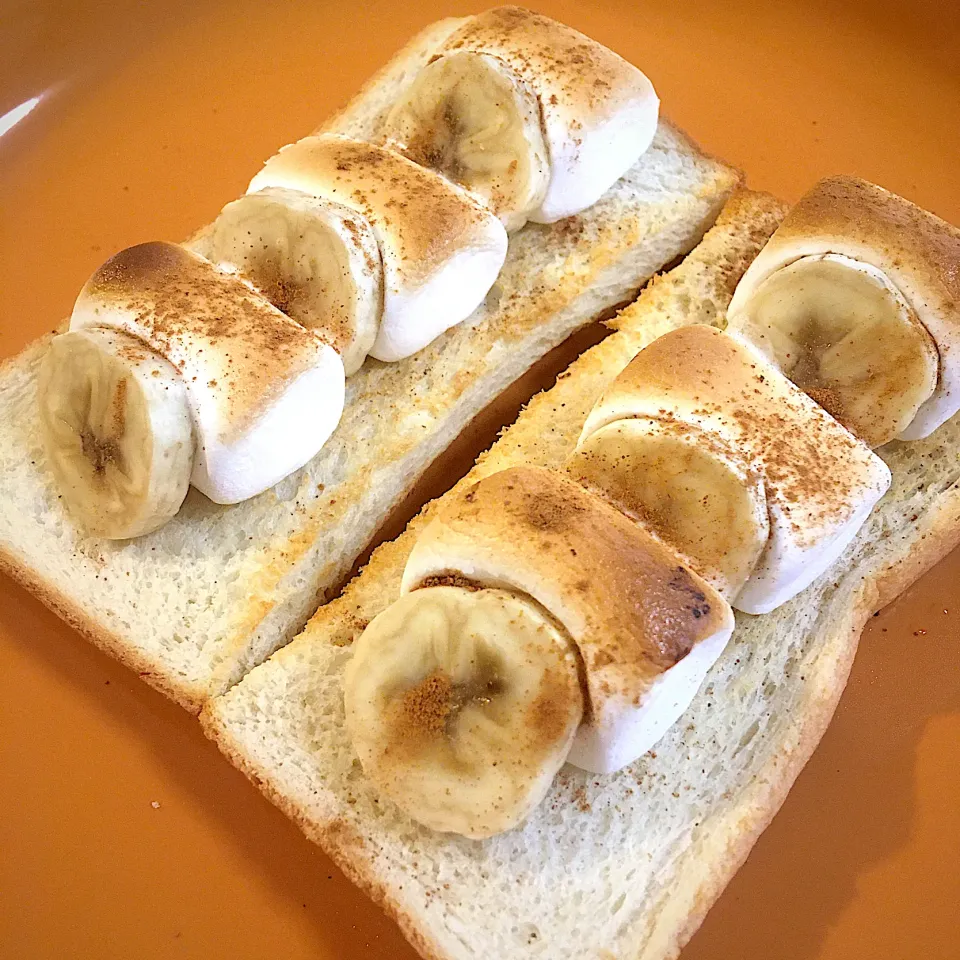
[382,51,549,232]
[38,327,194,539]
[437,7,660,223]
[567,416,769,601]
[344,584,583,839]
[190,187,382,375]
[727,253,939,447]
[727,176,960,442]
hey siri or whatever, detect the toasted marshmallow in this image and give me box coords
[729,176,960,441]
[190,187,383,375]
[567,624,730,773]
[70,241,345,504]
[582,326,891,614]
[247,134,508,362]
[401,466,734,774]
[439,6,659,223]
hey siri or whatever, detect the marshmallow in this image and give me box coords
[401,466,734,774]
[727,253,939,448]
[70,241,345,504]
[247,134,508,361]
[582,325,891,614]
[190,186,383,376]
[567,416,770,602]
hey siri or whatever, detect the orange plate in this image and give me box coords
[1,2,958,958]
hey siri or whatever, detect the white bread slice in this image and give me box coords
[0,15,738,712]
[202,190,960,960]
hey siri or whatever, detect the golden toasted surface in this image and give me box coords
[250,135,491,285]
[441,6,647,117]
[603,325,882,545]
[773,175,960,318]
[83,241,324,433]
[414,465,729,707]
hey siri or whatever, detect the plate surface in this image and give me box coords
[1,1,958,958]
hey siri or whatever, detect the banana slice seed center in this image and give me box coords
[397,667,505,741]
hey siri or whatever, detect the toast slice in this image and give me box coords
[0,15,738,712]
[202,189,960,960]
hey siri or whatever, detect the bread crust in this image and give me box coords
[0,542,206,713]
[611,187,784,338]
[657,481,960,960]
